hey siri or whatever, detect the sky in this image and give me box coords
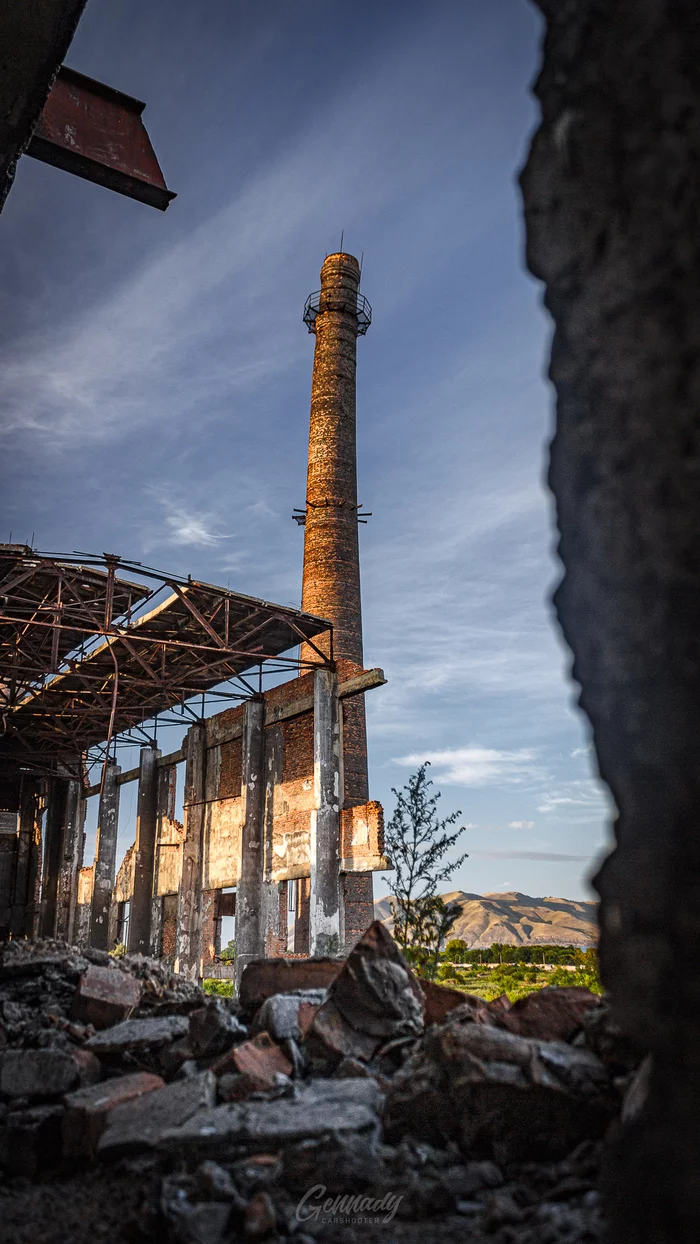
[0,0,614,903]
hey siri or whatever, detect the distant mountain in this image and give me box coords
[374,890,598,948]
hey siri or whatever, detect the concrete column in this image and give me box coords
[39,778,67,938]
[127,746,160,956]
[55,779,83,943]
[175,724,206,980]
[234,698,265,991]
[89,762,120,950]
[10,778,42,938]
[261,722,284,957]
[310,667,343,956]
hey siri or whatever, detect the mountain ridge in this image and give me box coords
[374,890,598,948]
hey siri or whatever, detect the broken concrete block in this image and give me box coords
[1,1048,80,1099]
[98,1070,216,1157]
[0,1103,64,1175]
[70,964,142,1029]
[86,1014,189,1054]
[238,958,342,1018]
[332,922,425,1038]
[63,1070,165,1159]
[385,1015,617,1164]
[251,991,326,1042]
[188,999,246,1059]
[305,998,381,1068]
[494,986,601,1043]
[159,1078,383,1155]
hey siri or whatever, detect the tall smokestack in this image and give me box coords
[300,252,374,945]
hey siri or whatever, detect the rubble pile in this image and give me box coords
[0,926,645,1243]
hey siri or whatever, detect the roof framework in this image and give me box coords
[0,546,332,778]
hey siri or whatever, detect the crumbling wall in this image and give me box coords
[520,2,700,1240]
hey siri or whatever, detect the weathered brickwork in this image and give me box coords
[301,253,364,667]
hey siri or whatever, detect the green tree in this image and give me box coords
[386,763,468,953]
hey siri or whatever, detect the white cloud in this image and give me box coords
[537,778,613,819]
[394,746,546,787]
[571,743,594,759]
[162,509,232,547]
[509,820,535,829]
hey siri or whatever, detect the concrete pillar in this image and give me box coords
[89,762,120,950]
[55,779,83,943]
[234,698,265,991]
[261,722,284,957]
[39,778,67,937]
[175,724,206,980]
[10,778,42,938]
[520,5,700,1240]
[127,746,160,956]
[310,667,343,956]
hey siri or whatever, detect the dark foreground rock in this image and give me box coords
[0,927,640,1243]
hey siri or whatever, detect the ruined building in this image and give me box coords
[0,252,387,981]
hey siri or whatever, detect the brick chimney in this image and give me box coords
[300,252,374,946]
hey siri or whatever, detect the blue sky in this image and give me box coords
[0,0,613,901]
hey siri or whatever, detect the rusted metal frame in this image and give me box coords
[277,614,333,666]
[1,612,321,664]
[170,583,228,650]
[0,563,43,598]
[50,575,62,670]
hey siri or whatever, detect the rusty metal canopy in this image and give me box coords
[27,66,176,210]
[0,547,331,770]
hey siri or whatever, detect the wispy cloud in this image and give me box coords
[509,820,535,829]
[394,746,546,787]
[537,779,612,818]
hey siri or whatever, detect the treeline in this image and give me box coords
[443,940,596,966]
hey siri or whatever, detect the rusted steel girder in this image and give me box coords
[27,66,175,210]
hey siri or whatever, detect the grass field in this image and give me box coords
[437,963,602,1003]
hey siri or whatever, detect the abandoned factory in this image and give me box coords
[0,251,387,984]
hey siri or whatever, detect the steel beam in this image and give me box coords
[27,66,175,210]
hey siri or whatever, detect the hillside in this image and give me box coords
[374,890,598,948]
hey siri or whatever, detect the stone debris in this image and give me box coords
[251,990,326,1042]
[159,1078,383,1155]
[188,998,247,1059]
[86,1014,189,1054]
[1,1048,80,1098]
[98,1069,216,1157]
[70,964,142,1029]
[385,1011,617,1163]
[0,926,645,1243]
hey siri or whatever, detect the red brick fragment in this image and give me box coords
[62,1070,164,1159]
[238,958,342,1018]
[71,1047,102,1087]
[420,979,488,1027]
[71,965,142,1029]
[494,986,601,1043]
[221,1032,292,1087]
